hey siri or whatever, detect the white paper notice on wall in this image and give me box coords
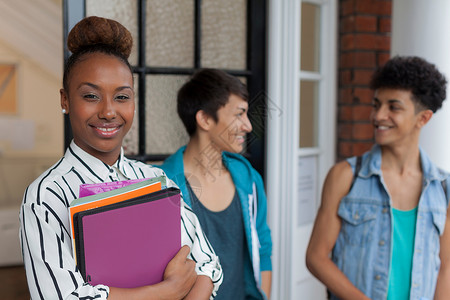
[297,155,317,226]
[0,118,35,150]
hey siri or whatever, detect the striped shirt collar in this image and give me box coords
[65,140,131,183]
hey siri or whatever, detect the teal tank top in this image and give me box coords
[387,206,418,300]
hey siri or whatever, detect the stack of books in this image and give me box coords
[69,176,182,288]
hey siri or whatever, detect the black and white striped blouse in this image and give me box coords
[19,141,222,299]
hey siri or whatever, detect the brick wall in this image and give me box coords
[337,0,392,160]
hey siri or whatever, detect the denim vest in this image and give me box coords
[331,145,449,300]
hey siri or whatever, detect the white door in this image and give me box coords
[267,0,337,299]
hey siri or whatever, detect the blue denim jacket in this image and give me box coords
[331,145,449,300]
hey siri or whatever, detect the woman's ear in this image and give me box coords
[60,89,69,114]
[195,110,213,132]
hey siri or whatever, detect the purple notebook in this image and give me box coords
[74,187,181,288]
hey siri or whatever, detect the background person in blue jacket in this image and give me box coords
[306,56,450,300]
[161,69,272,300]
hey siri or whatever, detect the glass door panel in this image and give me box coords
[145,0,195,67]
[86,0,139,65]
[300,2,320,72]
[145,75,190,154]
[201,0,247,69]
[299,80,319,148]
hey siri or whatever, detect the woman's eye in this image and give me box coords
[116,95,130,101]
[83,94,99,100]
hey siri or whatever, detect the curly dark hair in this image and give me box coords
[370,56,447,112]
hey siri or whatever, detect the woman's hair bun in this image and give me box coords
[67,16,132,59]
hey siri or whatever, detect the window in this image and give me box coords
[63,0,267,174]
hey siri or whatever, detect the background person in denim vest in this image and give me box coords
[161,69,273,300]
[306,56,450,300]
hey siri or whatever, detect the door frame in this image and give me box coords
[266,0,337,298]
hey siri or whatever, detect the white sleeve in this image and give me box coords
[20,186,110,299]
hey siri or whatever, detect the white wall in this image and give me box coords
[391,0,450,172]
[0,2,63,265]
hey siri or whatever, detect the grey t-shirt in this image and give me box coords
[186,180,246,300]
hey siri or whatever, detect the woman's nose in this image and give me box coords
[99,100,116,120]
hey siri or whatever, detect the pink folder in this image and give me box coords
[73,187,181,288]
[78,178,147,197]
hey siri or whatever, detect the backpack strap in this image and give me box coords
[441,179,448,201]
[349,156,362,192]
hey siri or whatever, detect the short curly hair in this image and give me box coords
[370,56,447,112]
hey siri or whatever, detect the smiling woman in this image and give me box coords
[19,16,222,300]
[60,53,135,165]
[60,16,135,166]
